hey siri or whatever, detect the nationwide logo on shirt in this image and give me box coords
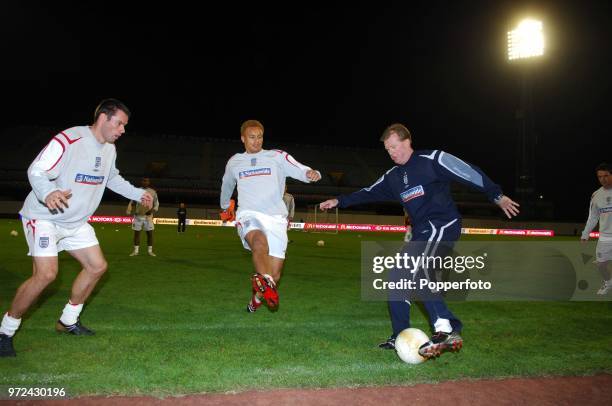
[400,185,425,202]
[239,168,271,178]
[75,173,105,185]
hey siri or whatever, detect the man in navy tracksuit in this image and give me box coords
[320,123,519,358]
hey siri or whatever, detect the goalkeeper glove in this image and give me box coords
[220,199,236,221]
[220,209,234,222]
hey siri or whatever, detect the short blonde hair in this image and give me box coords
[240,119,264,135]
[380,123,412,142]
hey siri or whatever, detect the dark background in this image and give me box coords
[0,1,609,221]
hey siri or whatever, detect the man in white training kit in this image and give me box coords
[220,119,321,312]
[581,162,612,295]
[0,99,153,357]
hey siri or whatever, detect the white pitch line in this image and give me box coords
[21,319,391,332]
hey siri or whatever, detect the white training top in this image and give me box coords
[220,149,317,217]
[20,126,145,228]
[582,186,612,242]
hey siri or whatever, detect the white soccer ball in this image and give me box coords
[317,240,325,247]
[395,328,429,364]
[10,230,18,237]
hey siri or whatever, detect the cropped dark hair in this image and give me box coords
[94,99,131,122]
[596,162,611,172]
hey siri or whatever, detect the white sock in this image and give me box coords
[59,301,83,326]
[148,246,153,253]
[0,313,21,337]
[133,246,139,253]
[433,318,452,334]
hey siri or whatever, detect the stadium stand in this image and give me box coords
[0,126,517,218]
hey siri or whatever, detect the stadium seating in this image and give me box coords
[0,126,498,216]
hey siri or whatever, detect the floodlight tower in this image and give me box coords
[507,18,544,218]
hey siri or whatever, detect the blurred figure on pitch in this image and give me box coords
[580,163,612,295]
[283,186,295,225]
[403,207,412,243]
[0,99,153,357]
[177,202,187,233]
[319,123,519,359]
[220,119,321,313]
[283,186,295,242]
[127,177,159,256]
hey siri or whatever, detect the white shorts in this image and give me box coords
[21,218,99,257]
[235,210,288,259]
[596,241,612,263]
[132,215,154,231]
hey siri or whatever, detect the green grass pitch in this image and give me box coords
[0,219,610,396]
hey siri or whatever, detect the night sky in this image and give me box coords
[1,1,610,221]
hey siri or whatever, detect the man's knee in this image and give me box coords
[249,233,269,254]
[34,265,59,285]
[86,260,108,278]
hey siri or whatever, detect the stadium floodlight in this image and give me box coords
[507,18,545,218]
[507,19,544,60]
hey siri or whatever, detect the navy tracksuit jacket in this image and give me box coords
[337,149,505,336]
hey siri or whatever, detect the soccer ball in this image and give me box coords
[317,240,325,247]
[10,230,18,237]
[395,328,429,364]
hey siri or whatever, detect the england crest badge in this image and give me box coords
[39,236,50,248]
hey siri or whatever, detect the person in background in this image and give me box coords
[127,177,159,256]
[580,162,612,295]
[283,186,295,242]
[177,202,187,233]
